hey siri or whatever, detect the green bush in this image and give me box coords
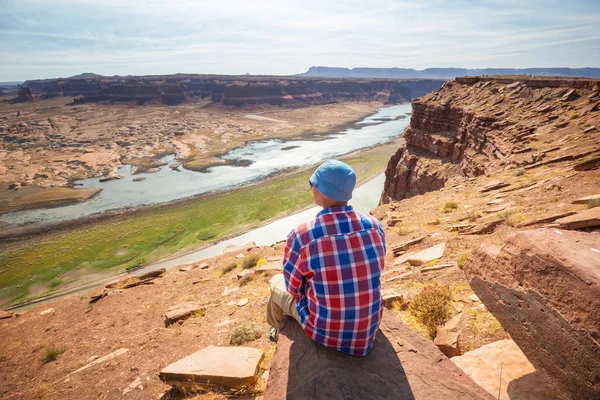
[197,231,216,241]
[408,284,453,339]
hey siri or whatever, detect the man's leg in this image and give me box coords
[266,273,301,331]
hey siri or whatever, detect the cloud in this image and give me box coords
[0,0,599,80]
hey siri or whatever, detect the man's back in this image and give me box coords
[283,205,386,356]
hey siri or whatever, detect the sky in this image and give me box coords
[1,0,599,81]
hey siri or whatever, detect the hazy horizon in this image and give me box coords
[1,0,599,81]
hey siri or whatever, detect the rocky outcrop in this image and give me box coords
[380,76,600,203]
[18,75,445,107]
[264,311,494,399]
[463,228,600,399]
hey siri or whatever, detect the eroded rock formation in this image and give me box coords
[463,228,600,399]
[380,76,600,203]
[17,75,445,107]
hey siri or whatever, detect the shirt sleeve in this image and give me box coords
[282,229,304,299]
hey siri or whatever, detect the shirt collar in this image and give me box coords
[317,205,354,217]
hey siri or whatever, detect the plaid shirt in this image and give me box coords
[283,205,386,356]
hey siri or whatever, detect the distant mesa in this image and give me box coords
[299,66,600,79]
[12,74,445,107]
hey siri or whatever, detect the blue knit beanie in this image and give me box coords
[309,160,356,202]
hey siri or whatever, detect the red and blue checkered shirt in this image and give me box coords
[283,205,386,356]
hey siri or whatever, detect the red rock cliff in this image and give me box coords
[380,76,600,204]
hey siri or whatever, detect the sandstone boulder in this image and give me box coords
[391,234,428,255]
[255,261,281,274]
[160,346,264,390]
[264,310,493,399]
[463,229,600,399]
[452,339,558,400]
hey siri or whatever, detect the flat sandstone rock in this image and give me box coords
[555,207,600,230]
[403,242,446,266]
[160,346,264,390]
[463,228,600,398]
[164,302,203,326]
[263,310,493,399]
[452,339,557,400]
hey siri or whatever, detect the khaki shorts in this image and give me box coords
[266,273,301,330]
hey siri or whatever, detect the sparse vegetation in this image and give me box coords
[47,279,63,290]
[467,210,482,222]
[512,168,526,177]
[408,284,453,339]
[220,262,238,276]
[443,201,459,212]
[41,345,66,363]
[229,323,262,345]
[242,254,260,269]
[197,231,216,241]
[569,113,579,120]
[496,209,527,226]
[456,250,472,268]
[256,257,267,267]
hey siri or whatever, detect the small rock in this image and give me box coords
[468,294,481,303]
[479,180,510,193]
[40,308,55,316]
[237,270,253,280]
[132,177,146,182]
[122,376,143,395]
[0,310,13,320]
[235,253,246,259]
[237,298,249,307]
[199,262,209,269]
[222,287,239,296]
[164,302,203,327]
[146,167,160,174]
[255,261,281,275]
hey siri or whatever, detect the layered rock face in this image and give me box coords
[19,75,445,107]
[380,76,600,203]
[463,229,600,399]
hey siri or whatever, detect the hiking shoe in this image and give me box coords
[267,327,278,343]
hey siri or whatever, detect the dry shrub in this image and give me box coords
[41,345,66,363]
[408,284,452,339]
[220,262,238,276]
[456,250,472,268]
[242,254,260,269]
[467,210,482,222]
[497,209,527,226]
[230,323,262,345]
[443,201,459,212]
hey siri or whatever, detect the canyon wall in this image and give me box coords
[380,76,600,203]
[17,75,445,107]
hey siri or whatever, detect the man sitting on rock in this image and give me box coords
[266,160,386,356]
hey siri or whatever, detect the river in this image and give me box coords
[0,104,411,226]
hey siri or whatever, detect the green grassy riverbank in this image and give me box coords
[0,149,394,307]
